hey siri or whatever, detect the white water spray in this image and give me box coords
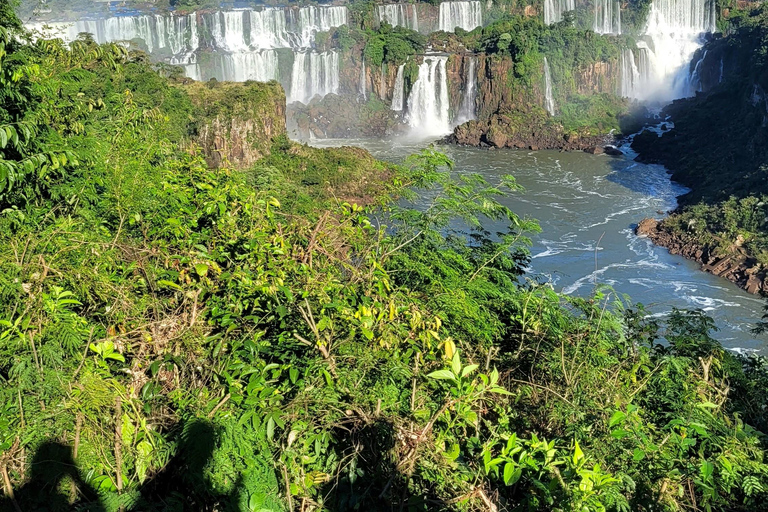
[543,57,557,115]
[544,0,575,25]
[620,0,716,102]
[378,4,419,31]
[455,56,477,124]
[438,1,483,32]
[289,51,340,104]
[391,63,406,111]
[593,0,621,34]
[407,56,450,136]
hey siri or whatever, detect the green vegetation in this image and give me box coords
[363,24,426,67]
[5,6,768,512]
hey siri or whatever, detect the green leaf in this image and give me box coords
[609,411,626,428]
[157,279,182,290]
[427,370,456,381]
[105,351,125,362]
[487,386,512,395]
[460,364,479,378]
[194,263,209,277]
[503,463,521,485]
[573,440,584,466]
[451,352,461,376]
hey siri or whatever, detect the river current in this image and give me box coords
[309,137,767,353]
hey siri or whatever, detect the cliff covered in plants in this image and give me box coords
[5,5,768,512]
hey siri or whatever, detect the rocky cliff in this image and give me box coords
[185,80,286,168]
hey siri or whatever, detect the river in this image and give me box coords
[308,137,767,353]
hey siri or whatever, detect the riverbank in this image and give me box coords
[636,218,768,295]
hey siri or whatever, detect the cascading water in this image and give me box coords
[686,49,708,93]
[438,1,483,32]
[291,6,348,49]
[360,58,368,100]
[378,4,419,31]
[29,5,346,103]
[621,0,716,101]
[391,64,406,111]
[289,51,340,104]
[28,14,200,56]
[620,48,641,98]
[544,0,575,25]
[406,56,450,136]
[593,0,621,34]
[543,57,557,115]
[455,57,477,124]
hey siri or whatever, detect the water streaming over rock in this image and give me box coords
[289,51,340,104]
[544,0,575,25]
[359,58,367,100]
[29,6,346,103]
[543,57,557,115]
[455,56,477,124]
[438,1,483,32]
[621,0,716,101]
[620,48,641,98]
[686,49,708,93]
[593,0,621,34]
[407,56,450,135]
[391,63,406,111]
[28,14,200,56]
[378,4,419,31]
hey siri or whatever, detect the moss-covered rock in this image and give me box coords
[184,80,287,168]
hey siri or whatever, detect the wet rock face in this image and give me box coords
[185,81,287,168]
[636,218,768,295]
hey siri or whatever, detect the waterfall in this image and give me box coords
[593,0,621,34]
[29,5,348,54]
[210,11,250,52]
[248,9,292,50]
[392,64,406,111]
[620,48,640,98]
[289,51,340,104]
[718,57,724,83]
[291,6,348,49]
[543,57,557,115]
[28,14,200,55]
[455,56,477,124]
[621,0,716,101]
[544,0,575,25]
[686,49,708,93]
[360,58,368,100]
[406,56,450,136]
[378,4,419,31]
[217,51,280,82]
[438,1,483,32]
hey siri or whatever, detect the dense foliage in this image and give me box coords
[363,24,426,67]
[3,5,768,512]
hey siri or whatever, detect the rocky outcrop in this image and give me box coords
[636,218,768,295]
[185,80,286,168]
[446,106,615,151]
